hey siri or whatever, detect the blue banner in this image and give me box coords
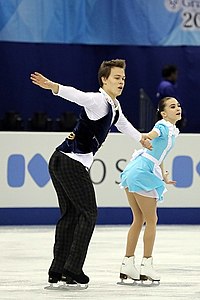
[1,0,200,45]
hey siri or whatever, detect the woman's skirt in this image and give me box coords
[120,154,167,202]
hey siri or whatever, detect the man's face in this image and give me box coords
[102,67,125,99]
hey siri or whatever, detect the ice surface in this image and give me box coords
[0,225,200,300]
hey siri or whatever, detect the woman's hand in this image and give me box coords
[163,171,176,185]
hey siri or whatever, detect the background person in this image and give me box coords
[156,64,178,102]
[156,64,186,130]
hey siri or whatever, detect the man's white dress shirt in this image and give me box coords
[54,85,141,168]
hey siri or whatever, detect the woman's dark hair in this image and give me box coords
[98,59,126,87]
[156,97,171,121]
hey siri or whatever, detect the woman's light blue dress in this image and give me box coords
[120,119,179,201]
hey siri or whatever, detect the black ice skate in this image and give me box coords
[48,271,62,283]
[44,271,76,290]
[60,270,89,290]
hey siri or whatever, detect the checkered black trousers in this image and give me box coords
[48,151,97,275]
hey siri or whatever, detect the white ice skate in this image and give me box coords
[117,256,140,286]
[139,257,160,286]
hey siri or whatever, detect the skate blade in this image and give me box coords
[44,283,88,290]
[61,283,88,290]
[137,280,160,287]
[117,279,138,286]
[44,283,62,290]
[117,278,160,287]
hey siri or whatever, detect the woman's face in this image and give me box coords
[101,67,125,100]
[161,98,182,124]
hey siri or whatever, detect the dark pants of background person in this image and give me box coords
[48,150,97,275]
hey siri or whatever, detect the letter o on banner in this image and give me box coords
[89,159,106,184]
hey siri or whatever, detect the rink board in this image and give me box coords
[0,132,200,225]
[0,207,199,225]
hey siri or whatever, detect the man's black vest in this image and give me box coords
[56,103,119,155]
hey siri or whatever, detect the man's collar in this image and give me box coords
[99,88,117,107]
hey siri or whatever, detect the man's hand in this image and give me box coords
[30,72,59,94]
[140,134,152,150]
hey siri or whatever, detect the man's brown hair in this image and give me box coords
[98,59,126,87]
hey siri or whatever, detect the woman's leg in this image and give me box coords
[125,189,144,257]
[119,189,143,281]
[133,193,158,257]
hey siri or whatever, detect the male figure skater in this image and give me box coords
[30,59,152,288]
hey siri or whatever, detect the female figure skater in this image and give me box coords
[119,97,182,283]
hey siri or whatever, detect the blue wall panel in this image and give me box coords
[0,207,199,225]
[0,42,199,132]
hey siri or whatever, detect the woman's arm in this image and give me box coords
[146,130,159,141]
[160,162,176,185]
